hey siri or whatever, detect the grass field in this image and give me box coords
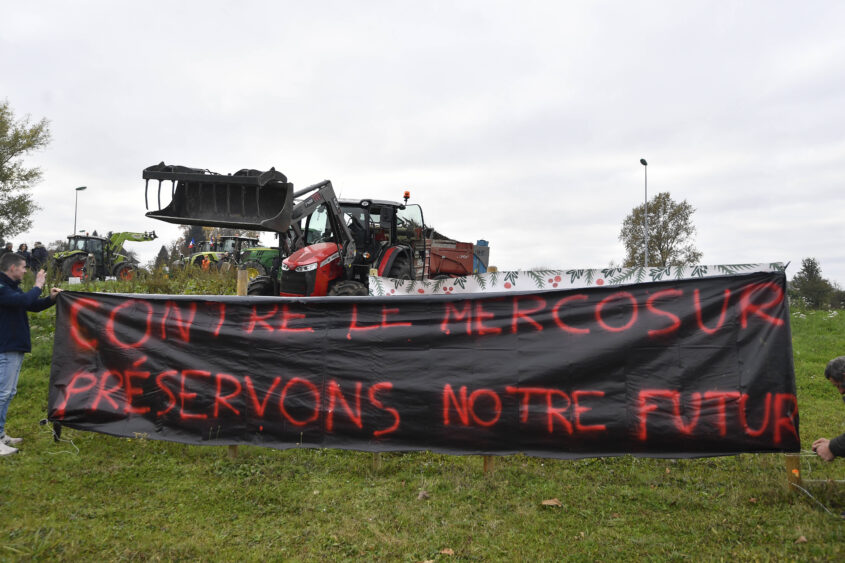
[1,274,843,561]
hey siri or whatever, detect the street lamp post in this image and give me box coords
[640,159,648,268]
[74,186,87,234]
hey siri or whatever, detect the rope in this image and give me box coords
[789,481,840,518]
[39,422,79,455]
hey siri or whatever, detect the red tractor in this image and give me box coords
[143,163,484,296]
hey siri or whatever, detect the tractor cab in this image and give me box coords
[217,236,260,260]
[67,235,106,256]
[65,235,108,278]
[336,199,426,273]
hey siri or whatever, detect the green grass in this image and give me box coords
[1,287,844,561]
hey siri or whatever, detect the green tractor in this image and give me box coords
[239,238,288,280]
[53,231,158,281]
[175,235,261,271]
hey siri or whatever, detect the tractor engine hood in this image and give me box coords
[283,242,341,269]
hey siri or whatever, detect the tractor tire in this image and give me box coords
[61,256,87,280]
[241,260,267,280]
[247,276,277,296]
[113,262,137,281]
[388,252,412,280]
[328,280,369,296]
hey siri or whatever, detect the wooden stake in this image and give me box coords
[483,455,495,474]
[236,269,249,296]
[785,454,801,492]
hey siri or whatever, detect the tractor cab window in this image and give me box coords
[240,239,258,251]
[342,206,371,248]
[69,238,87,251]
[220,239,237,253]
[396,204,425,245]
[305,204,333,244]
[86,239,104,255]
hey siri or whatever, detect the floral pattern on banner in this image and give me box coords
[368,263,786,296]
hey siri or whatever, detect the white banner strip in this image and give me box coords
[369,263,786,296]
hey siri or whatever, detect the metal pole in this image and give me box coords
[74,186,87,234]
[640,159,648,267]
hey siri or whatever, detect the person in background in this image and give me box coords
[812,356,845,461]
[30,242,48,272]
[16,243,31,270]
[0,252,62,456]
[0,242,12,256]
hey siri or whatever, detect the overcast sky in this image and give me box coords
[3,1,844,284]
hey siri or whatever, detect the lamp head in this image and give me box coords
[76,186,87,191]
[640,159,648,166]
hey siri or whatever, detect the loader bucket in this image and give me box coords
[143,163,294,233]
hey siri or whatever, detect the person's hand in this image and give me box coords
[35,269,46,289]
[812,438,835,461]
[50,287,63,300]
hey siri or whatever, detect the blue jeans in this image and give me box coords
[0,352,25,437]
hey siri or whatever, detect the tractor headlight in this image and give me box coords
[281,262,290,271]
[296,263,318,272]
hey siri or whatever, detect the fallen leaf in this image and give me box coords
[611,513,620,518]
[541,498,563,507]
[665,467,671,474]
[417,490,430,500]
[795,535,808,544]
[440,548,455,555]
[749,497,757,503]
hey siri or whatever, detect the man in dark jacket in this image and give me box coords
[812,356,845,461]
[30,242,48,272]
[0,253,61,456]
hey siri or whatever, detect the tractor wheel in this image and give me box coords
[328,280,369,296]
[61,256,87,279]
[113,262,137,281]
[247,276,276,296]
[241,260,267,280]
[387,252,412,280]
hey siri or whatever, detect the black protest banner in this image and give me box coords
[48,271,799,458]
